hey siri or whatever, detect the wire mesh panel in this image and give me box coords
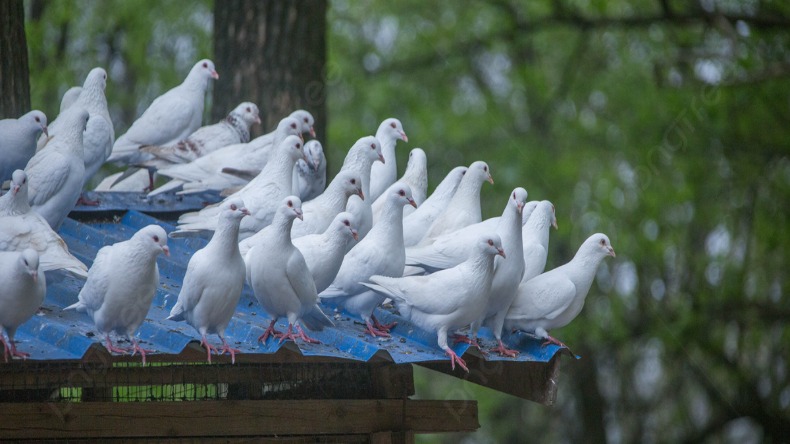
[0,361,376,403]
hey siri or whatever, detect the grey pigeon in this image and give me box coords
[168,199,250,363]
[0,249,46,362]
[65,225,170,365]
[0,110,48,182]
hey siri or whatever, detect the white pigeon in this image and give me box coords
[246,196,334,344]
[289,170,363,239]
[372,147,427,223]
[38,68,115,204]
[338,136,384,239]
[173,135,306,238]
[25,108,89,230]
[292,140,326,202]
[93,169,152,192]
[369,118,408,201]
[167,199,250,364]
[289,109,316,138]
[362,234,506,372]
[293,212,359,294]
[0,110,48,182]
[0,170,88,277]
[505,233,616,348]
[140,101,260,168]
[418,161,493,245]
[520,200,558,284]
[59,86,82,113]
[150,115,301,196]
[107,59,219,189]
[403,166,467,247]
[0,249,46,362]
[320,182,417,337]
[469,188,528,357]
[65,225,170,365]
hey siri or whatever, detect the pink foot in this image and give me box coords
[1,337,29,362]
[542,335,569,349]
[129,339,154,366]
[371,314,397,333]
[491,339,519,358]
[443,347,469,372]
[104,336,129,355]
[274,324,299,343]
[295,325,320,344]
[452,334,484,349]
[76,194,100,206]
[200,335,220,363]
[257,319,282,345]
[218,339,241,364]
[365,320,391,337]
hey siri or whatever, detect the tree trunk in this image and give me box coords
[213,0,327,145]
[0,0,31,119]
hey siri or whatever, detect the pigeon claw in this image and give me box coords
[200,335,220,364]
[219,339,241,364]
[444,347,469,373]
[1,337,29,362]
[295,325,320,344]
[371,314,397,333]
[491,340,519,358]
[542,335,569,349]
[129,339,154,366]
[365,320,391,338]
[76,194,101,206]
[257,320,282,345]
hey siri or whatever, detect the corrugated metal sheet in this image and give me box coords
[10,192,562,365]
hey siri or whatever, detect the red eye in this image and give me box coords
[390,122,396,128]
[291,123,297,129]
[343,220,350,226]
[202,62,208,68]
[398,190,405,196]
[370,144,376,149]
[230,204,237,210]
[600,239,606,246]
[153,235,160,242]
[287,201,293,207]
[512,192,516,199]
[487,239,494,246]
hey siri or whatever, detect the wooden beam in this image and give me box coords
[418,353,567,405]
[369,363,415,399]
[0,399,479,439]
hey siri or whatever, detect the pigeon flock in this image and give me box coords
[0,59,616,370]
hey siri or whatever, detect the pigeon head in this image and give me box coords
[59,87,82,113]
[333,170,364,200]
[10,170,27,196]
[135,225,170,257]
[278,135,306,163]
[520,201,540,226]
[83,67,108,91]
[386,182,417,208]
[194,59,219,80]
[468,161,494,185]
[304,140,324,171]
[289,109,316,138]
[22,110,48,138]
[332,211,359,241]
[280,196,303,221]
[542,200,558,229]
[406,148,427,170]
[509,187,529,214]
[17,249,41,284]
[377,118,408,143]
[276,117,303,143]
[478,234,506,258]
[233,102,261,126]
[220,198,251,220]
[364,136,384,164]
[579,233,616,259]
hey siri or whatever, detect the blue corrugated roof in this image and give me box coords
[11,192,562,365]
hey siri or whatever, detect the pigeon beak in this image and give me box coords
[254,116,261,125]
[351,229,359,241]
[309,127,316,138]
[400,131,408,142]
[162,246,170,257]
[552,218,558,230]
[487,174,494,185]
[312,156,321,170]
[241,207,251,216]
[607,247,616,258]
[12,184,20,195]
[30,271,38,284]
[211,70,219,80]
[42,125,49,137]
[357,189,365,201]
[497,248,506,258]
[408,198,417,208]
[378,154,386,164]
[295,209,304,221]
[517,202,524,213]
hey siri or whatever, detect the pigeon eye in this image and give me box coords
[483,166,488,172]
[343,220,350,226]
[512,192,516,199]
[291,123,296,129]
[153,235,160,242]
[487,239,494,246]
[350,179,356,184]
[398,190,405,196]
[296,143,301,149]
[35,117,40,122]
[304,118,309,123]
[390,122,396,128]
[370,144,376,149]
[246,107,251,113]
[202,62,208,68]
[287,201,293,207]
[599,239,606,246]
[23,259,29,266]
[230,204,237,210]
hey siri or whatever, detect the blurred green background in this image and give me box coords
[24,0,789,442]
